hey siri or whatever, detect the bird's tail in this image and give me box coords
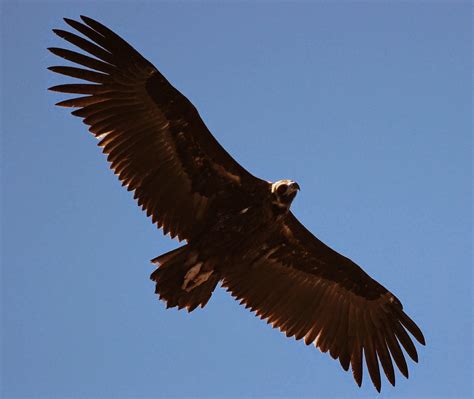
[150,245,220,312]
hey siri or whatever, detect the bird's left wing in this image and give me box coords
[222,212,425,392]
[48,16,265,242]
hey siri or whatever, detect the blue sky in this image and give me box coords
[1,2,472,398]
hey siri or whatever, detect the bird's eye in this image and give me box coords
[277,185,288,195]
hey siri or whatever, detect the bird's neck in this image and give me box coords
[271,201,291,218]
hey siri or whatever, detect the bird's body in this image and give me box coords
[49,16,425,392]
[152,179,299,309]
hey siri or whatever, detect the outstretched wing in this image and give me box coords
[222,212,425,392]
[48,16,265,241]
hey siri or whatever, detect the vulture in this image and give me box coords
[48,16,425,392]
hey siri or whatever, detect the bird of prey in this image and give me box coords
[48,16,425,392]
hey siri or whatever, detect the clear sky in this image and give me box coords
[1,2,472,398]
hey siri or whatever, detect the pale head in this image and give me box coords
[271,179,300,210]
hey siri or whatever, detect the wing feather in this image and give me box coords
[362,310,382,392]
[350,306,364,387]
[48,47,114,73]
[375,326,396,386]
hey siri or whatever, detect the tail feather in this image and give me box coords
[150,246,184,265]
[150,245,219,312]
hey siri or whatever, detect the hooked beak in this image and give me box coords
[290,182,301,192]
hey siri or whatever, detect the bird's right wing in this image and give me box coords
[222,212,425,391]
[49,16,266,242]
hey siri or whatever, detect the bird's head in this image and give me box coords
[271,179,300,210]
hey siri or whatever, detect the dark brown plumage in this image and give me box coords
[49,16,425,392]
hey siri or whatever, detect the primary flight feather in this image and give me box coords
[48,16,425,392]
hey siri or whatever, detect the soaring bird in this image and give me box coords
[48,16,425,392]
